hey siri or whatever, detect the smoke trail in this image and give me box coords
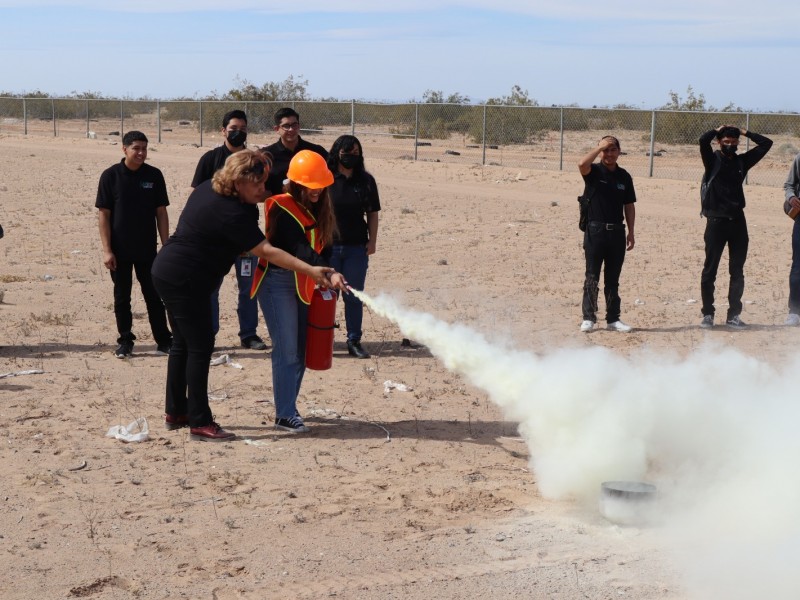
[354,289,800,599]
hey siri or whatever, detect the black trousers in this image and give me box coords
[701,216,749,320]
[110,256,171,346]
[582,223,627,323]
[151,274,215,428]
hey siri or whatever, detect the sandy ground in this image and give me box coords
[0,133,797,599]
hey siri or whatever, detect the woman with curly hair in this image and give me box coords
[151,149,343,441]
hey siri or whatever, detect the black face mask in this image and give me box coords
[226,129,247,147]
[721,144,737,156]
[339,153,363,170]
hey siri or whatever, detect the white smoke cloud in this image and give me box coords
[355,289,800,599]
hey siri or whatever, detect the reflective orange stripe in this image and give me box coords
[249,194,321,304]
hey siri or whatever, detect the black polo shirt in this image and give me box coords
[263,137,329,195]
[95,159,169,261]
[330,171,381,245]
[151,180,265,290]
[191,144,233,188]
[582,162,636,224]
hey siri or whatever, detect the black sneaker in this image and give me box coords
[700,314,714,329]
[241,335,268,350]
[275,415,310,433]
[156,341,172,356]
[726,315,748,330]
[114,341,134,358]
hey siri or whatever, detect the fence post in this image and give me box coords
[52,99,56,136]
[23,98,27,135]
[199,101,203,147]
[648,111,656,177]
[157,100,161,143]
[481,104,487,166]
[414,103,419,161]
[351,99,355,135]
[559,107,564,171]
[85,99,90,138]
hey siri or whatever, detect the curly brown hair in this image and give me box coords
[211,149,271,197]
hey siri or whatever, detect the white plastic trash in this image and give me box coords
[383,380,413,393]
[106,417,149,443]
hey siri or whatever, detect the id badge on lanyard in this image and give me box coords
[240,258,252,277]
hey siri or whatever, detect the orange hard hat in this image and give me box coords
[287,150,334,189]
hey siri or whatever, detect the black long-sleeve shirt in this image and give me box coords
[699,129,772,218]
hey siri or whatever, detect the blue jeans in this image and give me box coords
[328,244,369,341]
[210,255,263,340]
[790,218,800,314]
[261,268,308,419]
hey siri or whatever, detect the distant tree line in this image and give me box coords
[2,80,798,145]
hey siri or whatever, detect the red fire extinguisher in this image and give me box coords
[305,287,338,370]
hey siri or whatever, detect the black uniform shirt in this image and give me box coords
[583,162,636,224]
[95,159,169,261]
[151,180,265,290]
[698,129,773,218]
[191,145,233,188]
[263,137,329,195]
[330,171,381,245]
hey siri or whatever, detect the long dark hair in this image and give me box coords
[284,181,338,248]
[328,135,366,177]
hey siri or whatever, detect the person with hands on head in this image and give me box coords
[783,152,800,326]
[252,149,346,434]
[96,130,172,358]
[151,149,339,442]
[325,135,381,359]
[698,124,772,330]
[577,135,636,333]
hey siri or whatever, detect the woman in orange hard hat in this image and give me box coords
[151,149,338,441]
[256,149,347,433]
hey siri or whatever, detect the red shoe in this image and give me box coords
[189,421,235,442]
[164,414,189,430]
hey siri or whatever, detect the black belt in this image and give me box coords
[589,221,624,230]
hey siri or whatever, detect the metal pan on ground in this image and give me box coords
[599,481,658,526]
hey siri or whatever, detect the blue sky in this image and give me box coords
[1,1,796,111]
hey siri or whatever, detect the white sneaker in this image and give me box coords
[786,313,800,327]
[580,320,595,332]
[607,320,632,333]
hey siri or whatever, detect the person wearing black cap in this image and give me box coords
[698,125,772,330]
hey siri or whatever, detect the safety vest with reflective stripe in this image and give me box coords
[250,194,321,305]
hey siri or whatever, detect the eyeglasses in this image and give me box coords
[279,122,301,131]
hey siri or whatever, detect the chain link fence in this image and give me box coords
[2,97,798,186]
